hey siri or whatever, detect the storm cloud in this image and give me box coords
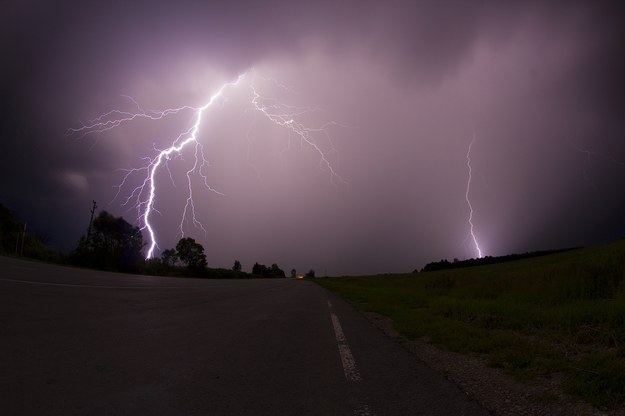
[2,1,624,275]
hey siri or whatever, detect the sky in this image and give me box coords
[1,1,624,275]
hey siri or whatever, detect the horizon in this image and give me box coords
[1,199,609,277]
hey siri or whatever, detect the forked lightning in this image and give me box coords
[68,70,345,258]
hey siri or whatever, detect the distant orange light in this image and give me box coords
[297,275,304,279]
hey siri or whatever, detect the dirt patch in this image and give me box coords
[363,311,624,416]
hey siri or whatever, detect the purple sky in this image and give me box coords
[2,1,624,275]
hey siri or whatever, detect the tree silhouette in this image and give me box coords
[271,263,285,277]
[176,237,208,271]
[73,211,144,271]
[252,262,285,277]
[161,248,178,267]
[252,262,267,276]
[232,259,242,272]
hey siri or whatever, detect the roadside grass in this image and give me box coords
[315,240,625,409]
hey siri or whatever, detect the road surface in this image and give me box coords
[1,256,488,415]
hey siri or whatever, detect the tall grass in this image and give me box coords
[316,240,625,408]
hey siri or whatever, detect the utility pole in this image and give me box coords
[20,223,26,256]
[16,222,27,256]
[87,200,97,240]
[15,227,20,254]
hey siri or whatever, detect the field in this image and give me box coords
[315,240,625,409]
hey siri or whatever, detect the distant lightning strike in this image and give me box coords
[465,135,483,258]
[68,70,345,259]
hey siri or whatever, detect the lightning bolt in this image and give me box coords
[465,135,483,258]
[68,70,346,259]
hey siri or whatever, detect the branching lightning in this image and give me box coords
[465,134,483,258]
[68,70,346,259]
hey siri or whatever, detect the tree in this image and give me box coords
[305,269,315,278]
[161,248,178,267]
[0,203,59,262]
[271,263,285,277]
[291,268,297,278]
[252,262,285,277]
[73,211,144,271]
[232,260,242,272]
[252,262,268,276]
[176,237,207,271]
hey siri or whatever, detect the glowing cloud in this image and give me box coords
[68,70,346,258]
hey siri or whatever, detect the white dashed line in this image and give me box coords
[327,300,377,415]
[328,300,361,382]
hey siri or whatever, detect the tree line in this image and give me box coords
[1,202,306,279]
[418,248,581,272]
[74,210,295,278]
[0,203,61,262]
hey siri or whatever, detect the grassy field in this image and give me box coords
[315,240,625,409]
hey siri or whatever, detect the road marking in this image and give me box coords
[328,300,361,382]
[327,300,377,415]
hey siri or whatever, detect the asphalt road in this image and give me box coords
[1,256,488,415]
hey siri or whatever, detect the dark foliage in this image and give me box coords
[138,241,253,279]
[72,211,144,272]
[0,202,63,262]
[252,262,286,277]
[161,248,178,267]
[420,248,581,272]
[176,237,208,272]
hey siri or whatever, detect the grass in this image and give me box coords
[315,240,625,409]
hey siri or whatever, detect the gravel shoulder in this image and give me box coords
[363,311,624,416]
